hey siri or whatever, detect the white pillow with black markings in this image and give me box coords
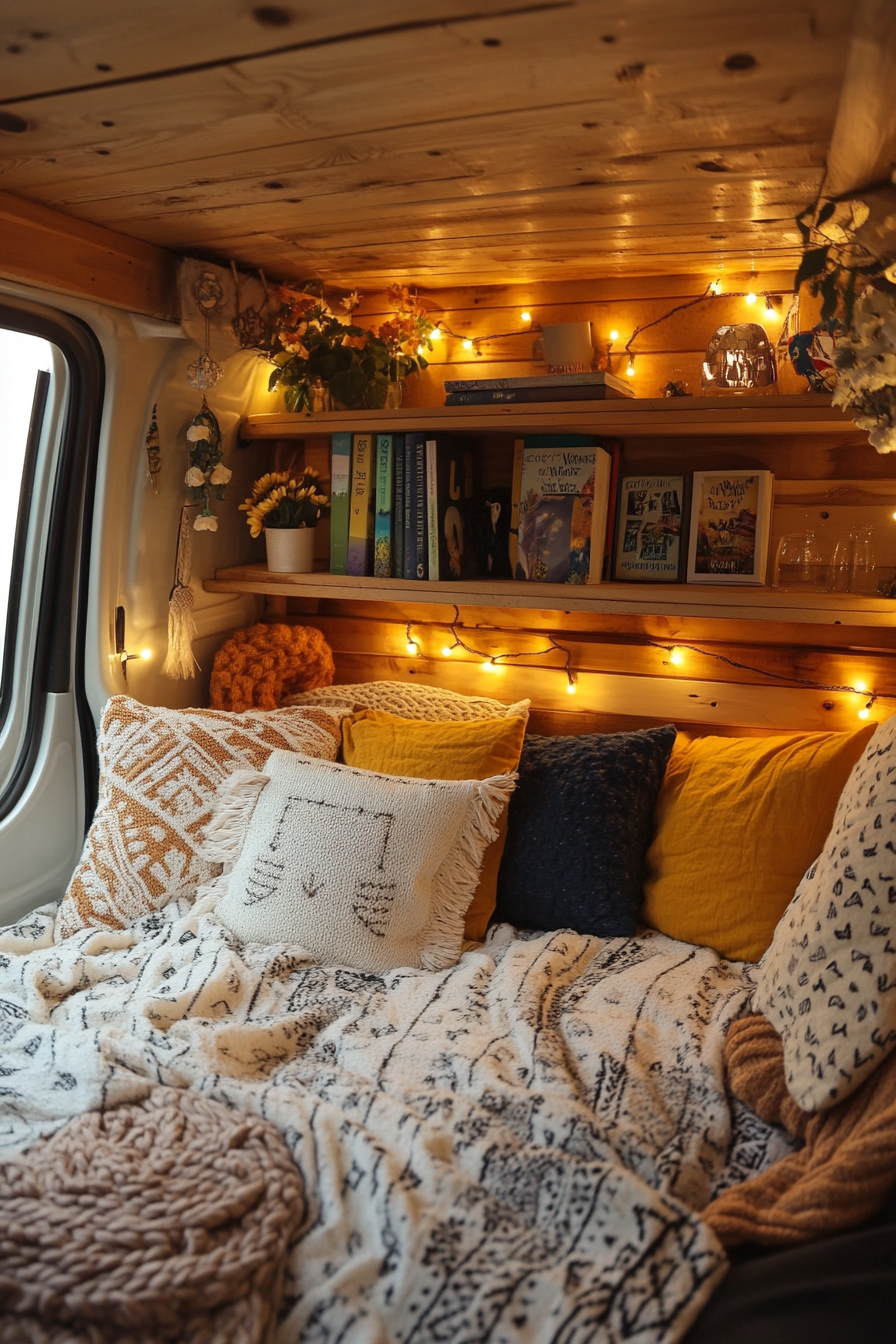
[205,749,515,974]
[756,712,896,1112]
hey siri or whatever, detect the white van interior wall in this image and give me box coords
[109,343,262,712]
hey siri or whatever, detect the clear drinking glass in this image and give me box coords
[829,526,877,594]
[773,531,825,588]
[850,524,877,594]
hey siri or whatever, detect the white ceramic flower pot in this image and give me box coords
[265,526,316,573]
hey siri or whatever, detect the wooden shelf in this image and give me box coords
[239,394,857,440]
[205,565,896,628]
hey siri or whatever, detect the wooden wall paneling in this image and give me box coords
[288,610,896,696]
[279,596,896,653]
[0,189,177,317]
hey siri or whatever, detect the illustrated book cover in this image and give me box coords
[686,470,774,584]
[515,444,611,584]
[612,474,688,582]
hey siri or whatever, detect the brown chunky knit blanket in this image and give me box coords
[0,1088,305,1344]
[704,1013,896,1246]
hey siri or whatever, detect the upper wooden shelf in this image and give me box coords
[205,565,896,628]
[240,394,857,440]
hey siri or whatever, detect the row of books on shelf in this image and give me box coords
[329,430,775,587]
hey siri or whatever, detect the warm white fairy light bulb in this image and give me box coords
[626,358,636,378]
[669,647,684,667]
[441,644,454,657]
[429,327,442,340]
[566,678,576,695]
[406,639,418,656]
[710,278,722,295]
[609,329,619,342]
[855,680,868,694]
[521,311,532,322]
[745,292,757,306]
[462,338,474,350]
[140,648,152,661]
[859,706,871,720]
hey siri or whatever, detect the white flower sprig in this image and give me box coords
[833,286,896,453]
[184,404,231,527]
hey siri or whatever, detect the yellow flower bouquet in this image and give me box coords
[240,469,330,536]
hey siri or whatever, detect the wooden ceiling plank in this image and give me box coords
[0,188,177,317]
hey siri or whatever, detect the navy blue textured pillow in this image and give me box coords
[493,726,677,937]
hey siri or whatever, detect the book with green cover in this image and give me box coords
[374,434,395,578]
[347,432,375,576]
[329,432,352,575]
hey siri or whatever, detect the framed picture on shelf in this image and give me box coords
[686,470,774,585]
[612,474,689,582]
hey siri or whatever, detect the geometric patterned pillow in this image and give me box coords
[54,696,344,943]
[756,711,896,1112]
[282,680,529,722]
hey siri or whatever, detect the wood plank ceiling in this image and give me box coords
[0,1,856,288]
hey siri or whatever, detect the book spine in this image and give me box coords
[347,432,375,576]
[414,437,427,580]
[586,447,613,585]
[425,439,439,580]
[393,436,405,579]
[374,434,394,578]
[509,437,524,577]
[603,439,623,581]
[403,435,417,581]
[329,432,352,575]
[445,386,620,405]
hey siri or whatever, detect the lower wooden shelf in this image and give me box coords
[204,564,896,628]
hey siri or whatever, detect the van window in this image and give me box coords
[0,326,53,690]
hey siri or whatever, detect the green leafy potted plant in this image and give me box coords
[240,468,330,573]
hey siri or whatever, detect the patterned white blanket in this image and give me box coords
[0,894,792,1343]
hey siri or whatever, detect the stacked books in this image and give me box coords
[329,432,481,581]
[328,431,619,586]
[444,370,633,405]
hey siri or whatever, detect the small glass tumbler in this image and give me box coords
[773,531,825,588]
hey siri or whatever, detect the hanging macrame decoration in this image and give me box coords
[144,403,161,494]
[162,504,200,680]
[185,400,231,531]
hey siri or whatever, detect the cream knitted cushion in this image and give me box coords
[207,750,516,973]
[56,697,344,942]
[282,680,529,722]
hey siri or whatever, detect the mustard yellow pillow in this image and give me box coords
[641,725,876,964]
[342,709,526,942]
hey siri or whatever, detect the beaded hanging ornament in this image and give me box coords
[187,270,225,391]
[144,403,161,494]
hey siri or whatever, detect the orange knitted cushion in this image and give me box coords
[210,623,335,713]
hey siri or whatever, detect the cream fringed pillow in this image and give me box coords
[55,697,344,942]
[282,680,529,722]
[207,750,516,973]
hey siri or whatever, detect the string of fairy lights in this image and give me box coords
[401,609,892,719]
[425,281,787,377]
